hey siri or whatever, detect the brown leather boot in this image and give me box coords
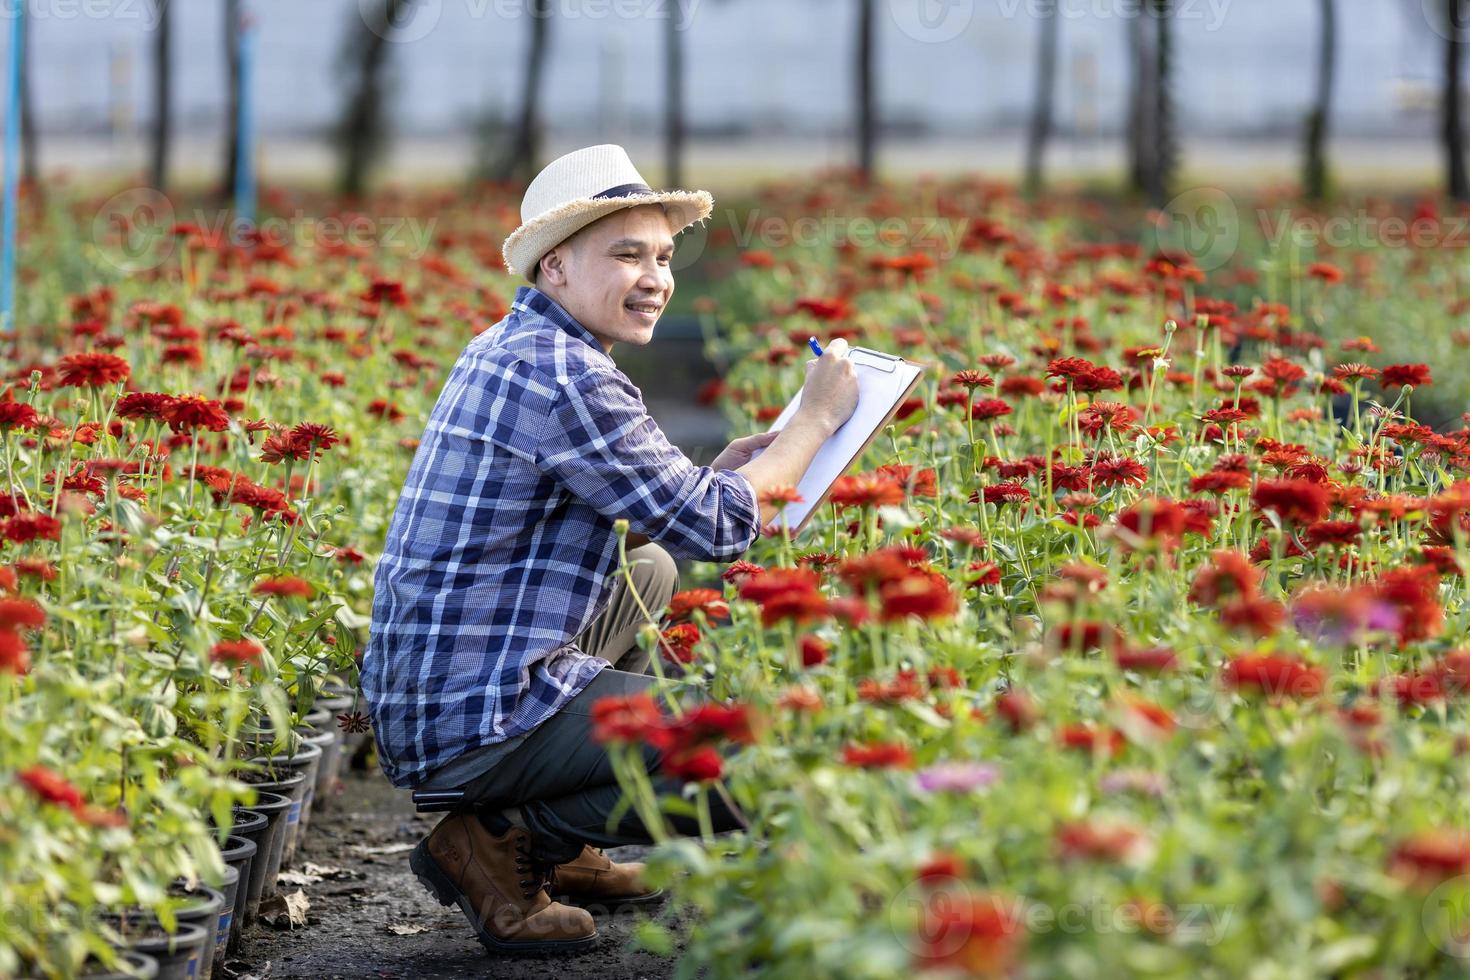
[549,845,665,909]
[410,811,596,953]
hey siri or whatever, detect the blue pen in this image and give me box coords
[808,336,824,357]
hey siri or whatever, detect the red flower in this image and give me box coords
[161,394,231,433]
[878,570,957,624]
[913,891,1023,978]
[1253,478,1331,526]
[995,689,1038,732]
[1379,363,1432,390]
[1,513,62,544]
[659,623,702,664]
[738,567,828,628]
[1388,830,1470,888]
[1222,654,1324,700]
[210,638,264,666]
[1116,497,1188,546]
[252,576,314,599]
[290,422,341,454]
[0,630,29,673]
[18,766,84,811]
[57,352,131,388]
[828,473,906,510]
[1115,646,1179,673]
[590,692,669,749]
[0,598,45,631]
[842,741,914,769]
[662,745,724,782]
[799,634,829,667]
[968,398,1013,422]
[666,588,730,623]
[1058,724,1125,756]
[1055,820,1148,862]
[1371,566,1443,647]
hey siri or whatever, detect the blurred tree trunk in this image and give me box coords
[1128,1,1174,206]
[1023,0,1059,197]
[495,0,551,183]
[1303,0,1334,201]
[1125,0,1150,195]
[1145,0,1175,207]
[18,7,36,186]
[221,0,241,201]
[338,0,413,197]
[151,0,173,192]
[855,0,876,183]
[664,1,685,187]
[1448,0,1467,201]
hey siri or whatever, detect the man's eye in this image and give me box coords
[658,255,672,264]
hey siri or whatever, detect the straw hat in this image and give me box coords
[501,144,714,282]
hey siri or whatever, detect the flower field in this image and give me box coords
[2,176,1469,978]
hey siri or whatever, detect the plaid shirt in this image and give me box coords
[362,285,762,788]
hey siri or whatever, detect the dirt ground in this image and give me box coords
[221,768,685,980]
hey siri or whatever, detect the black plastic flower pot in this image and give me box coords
[21,950,159,980]
[236,781,298,916]
[86,951,159,979]
[208,857,243,969]
[101,916,209,980]
[297,725,339,834]
[245,741,322,868]
[165,883,223,980]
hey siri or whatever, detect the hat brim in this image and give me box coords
[502,190,714,282]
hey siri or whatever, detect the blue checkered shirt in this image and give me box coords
[362,286,762,788]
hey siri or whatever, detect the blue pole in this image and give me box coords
[234,11,256,226]
[1,4,23,336]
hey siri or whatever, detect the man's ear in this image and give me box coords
[538,247,568,287]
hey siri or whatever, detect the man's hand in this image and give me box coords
[710,429,781,472]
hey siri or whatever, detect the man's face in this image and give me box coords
[535,204,676,355]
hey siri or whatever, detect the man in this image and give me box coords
[361,145,857,955]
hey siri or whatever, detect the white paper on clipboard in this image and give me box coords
[746,345,925,535]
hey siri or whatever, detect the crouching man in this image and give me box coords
[361,145,857,955]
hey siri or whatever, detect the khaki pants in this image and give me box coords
[572,542,680,673]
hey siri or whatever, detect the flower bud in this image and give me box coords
[614,518,630,535]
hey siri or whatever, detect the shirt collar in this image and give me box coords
[511,285,607,355]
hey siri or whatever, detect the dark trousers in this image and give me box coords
[446,544,746,864]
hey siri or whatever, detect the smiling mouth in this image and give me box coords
[626,301,662,317]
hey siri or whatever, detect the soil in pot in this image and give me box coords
[101,916,209,980]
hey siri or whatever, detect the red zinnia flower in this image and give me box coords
[1379,364,1432,390]
[210,638,264,666]
[1253,478,1332,526]
[252,576,315,599]
[18,766,84,811]
[842,741,914,769]
[1222,654,1324,700]
[57,352,131,388]
[161,394,231,433]
[659,623,702,664]
[591,692,671,749]
[666,588,730,623]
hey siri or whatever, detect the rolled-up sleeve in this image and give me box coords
[534,367,762,562]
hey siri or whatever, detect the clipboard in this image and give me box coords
[747,345,927,536]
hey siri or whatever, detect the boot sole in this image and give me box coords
[553,887,667,911]
[410,840,597,956]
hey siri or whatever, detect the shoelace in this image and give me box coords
[510,836,553,900]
